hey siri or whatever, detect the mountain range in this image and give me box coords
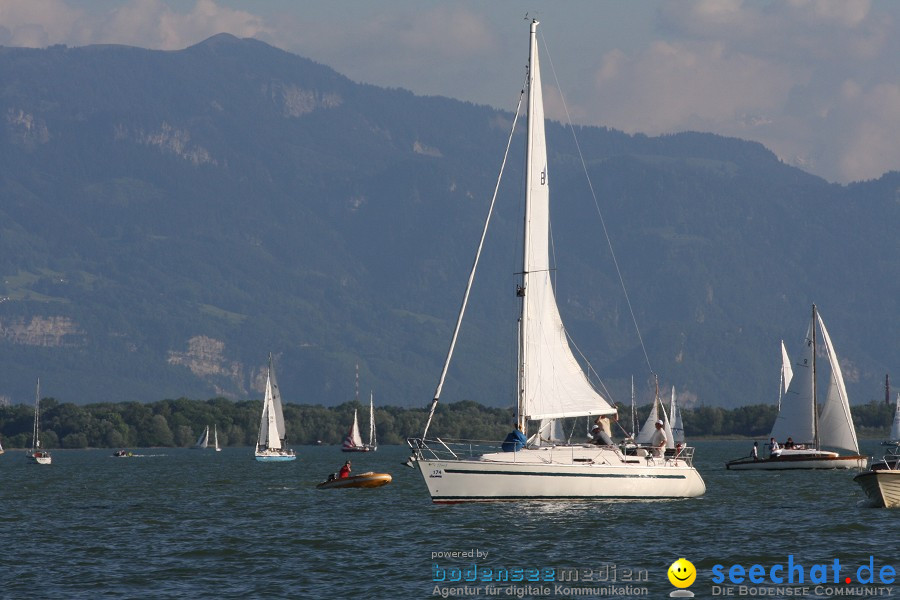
[1,33,898,410]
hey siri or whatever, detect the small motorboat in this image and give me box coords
[316,471,392,490]
[854,448,900,508]
[113,449,133,457]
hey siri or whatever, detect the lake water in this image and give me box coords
[1,440,896,599]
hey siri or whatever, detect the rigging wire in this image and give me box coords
[539,30,655,378]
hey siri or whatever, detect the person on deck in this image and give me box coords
[590,424,614,446]
[769,437,780,457]
[501,423,527,452]
[651,419,667,457]
[339,460,352,479]
[751,441,759,460]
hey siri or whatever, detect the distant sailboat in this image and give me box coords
[726,305,867,470]
[214,424,221,452]
[193,425,209,449]
[341,366,377,452]
[669,386,685,445]
[255,353,296,462]
[0,436,5,454]
[27,378,52,465]
[342,409,370,452]
[882,394,900,447]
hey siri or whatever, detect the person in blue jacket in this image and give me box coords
[501,423,527,452]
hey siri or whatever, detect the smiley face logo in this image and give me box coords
[667,558,696,588]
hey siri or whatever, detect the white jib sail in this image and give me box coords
[815,312,860,454]
[781,340,794,392]
[348,410,364,447]
[520,20,615,422]
[770,319,816,445]
[195,426,209,448]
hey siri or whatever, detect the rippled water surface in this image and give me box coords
[1,441,895,598]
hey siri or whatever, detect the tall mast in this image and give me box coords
[812,304,819,450]
[518,18,540,431]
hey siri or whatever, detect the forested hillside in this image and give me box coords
[1,34,898,409]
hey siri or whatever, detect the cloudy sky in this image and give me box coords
[1,0,898,183]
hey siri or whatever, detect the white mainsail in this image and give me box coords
[815,312,860,453]
[519,23,615,423]
[214,424,221,451]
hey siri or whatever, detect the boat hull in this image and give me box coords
[341,446,373,453]
[415,449,705,502]
[316,472,392,489]
[255,449,296,462]
[726,453,867,470]
[854,471,900,508]
[27,451,52,465]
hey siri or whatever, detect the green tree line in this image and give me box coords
[0,397,895,450]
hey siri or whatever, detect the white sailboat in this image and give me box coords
[407,20,705,502]
[214,424,221,452]
[255,353,296,462]
[27,378,52,465]
[193,425,209,449]
[726,305,867,470]
[0,436,5,454]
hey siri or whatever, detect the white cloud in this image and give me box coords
[0,0,85,46]
[0,0,270,49]
[838,83,900,181]
[589,40,796,136]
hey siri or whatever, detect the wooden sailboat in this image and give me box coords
[406,20,705,502]
[27,378,52,465]
[254,353,296,462]
[726,305,867,470]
